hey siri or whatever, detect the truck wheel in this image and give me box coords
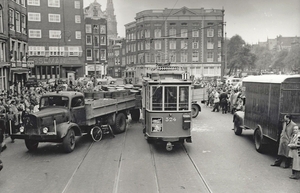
[191,104,200,118]
[254,128,265,153]
[90,126,103,142]
[234,122,242,135]
[25,140,39,151]
[63,129,76,153]
[112,113,126,134]
[130,109,140,121]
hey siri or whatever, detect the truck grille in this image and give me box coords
[23,115,39,135]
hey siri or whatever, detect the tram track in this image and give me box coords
[61,137,95,193]
[147,141,213,193]
[182,144,213,193]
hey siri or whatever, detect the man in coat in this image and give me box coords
[0,113,3,171]
[271,114,296,168]
[288,125,300,179]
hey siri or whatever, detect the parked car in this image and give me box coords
[25,77,38,88]
[96,76,116,85]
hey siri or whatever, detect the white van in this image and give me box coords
[227,78,241,86]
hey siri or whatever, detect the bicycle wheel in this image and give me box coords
[90,126,103,142]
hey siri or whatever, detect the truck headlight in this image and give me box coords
[42,127,49,134]
[19,126,25,133]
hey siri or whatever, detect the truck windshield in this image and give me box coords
[40,96,69,108]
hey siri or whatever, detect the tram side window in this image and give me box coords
[165,87,177,111]
[152,86,162,110]
[179,86,189,110]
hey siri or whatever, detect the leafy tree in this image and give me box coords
[252,45,273,72]
[226,35,256,75]
[272,50,288,72]
[283,44,300,73]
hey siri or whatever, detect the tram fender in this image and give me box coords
[56,122,82,138]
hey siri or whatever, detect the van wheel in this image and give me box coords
[191,104,200,118]
[112,113,126,134]
[254,128,265,153]
[25,140,39,151]
[234,122,242,135]
[63,129,76,153]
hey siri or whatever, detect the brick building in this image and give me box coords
[27,0,85,82]
[0,0,10,90]
[83,0,107,77]
[8,0,28,93]
[124,7,225,80]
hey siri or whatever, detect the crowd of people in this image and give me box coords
[205,81,245,114]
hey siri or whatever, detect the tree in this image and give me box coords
[226,35,256,75]
[272,50,288,72]
[283,44,300,73]
[251,45,273,73]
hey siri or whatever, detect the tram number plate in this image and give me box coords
[165,117,176,122]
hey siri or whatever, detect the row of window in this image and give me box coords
[9,8,27,34]
[126,28,222,40]
[125,40,221,53]
[86,35,106,46]
[28,46,82,57]
[28,0,81,9]
[85,24,106,34]
[86,49,106,61]
[11,0,26,7]
[28,29,81,39]
[125,51,221,64]
[28,12,81,23]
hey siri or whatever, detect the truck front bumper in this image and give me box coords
[10,132,60,142]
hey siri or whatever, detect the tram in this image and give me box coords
[142,65,196,151]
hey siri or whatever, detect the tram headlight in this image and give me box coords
[42,127,49,134]
[182,114,191,130]
[19,126,25,133]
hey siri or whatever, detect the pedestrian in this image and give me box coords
[271,114,296,168]
[288,125,300,179]
[0,122,3,171]
[219,89,228,114]
[211,90,220,112]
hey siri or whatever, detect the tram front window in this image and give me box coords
[152,86,162,110]
[165,87,177,111]
[179,86,189,110]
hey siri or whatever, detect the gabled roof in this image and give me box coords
[172,6,198,16]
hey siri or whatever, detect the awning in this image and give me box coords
[10,68,29,74]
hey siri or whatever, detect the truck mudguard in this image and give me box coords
[56,122,82,139]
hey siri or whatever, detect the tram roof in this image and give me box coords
[242,74,300,84]
[147,78,192,84]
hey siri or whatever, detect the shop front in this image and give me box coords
[30,57,84,81]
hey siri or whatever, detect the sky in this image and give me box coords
[83,0,300,44]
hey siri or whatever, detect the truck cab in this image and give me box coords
[10,91,85,153]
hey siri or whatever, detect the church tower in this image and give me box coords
[106,0,118,39]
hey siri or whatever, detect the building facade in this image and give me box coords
[8,0,28,93]
[27,0,85,82]
[0,0,10,91]
[107,37,124,78]
[83,1,107,77]
[105,0,117,40]
[124,7,225,80]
